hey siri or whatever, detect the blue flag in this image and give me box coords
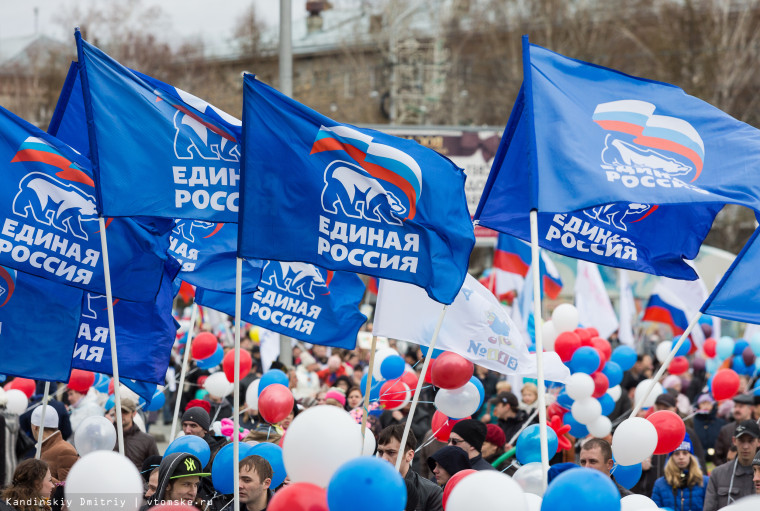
[170,219,262,293]
[0,267,83,381]
[196,261,366,349]
[475,39,758,280]
[0,104,173,301]
[71,258,179,385]
[701,227,760,323]
[74,33,241,222]
[238,75,475,304]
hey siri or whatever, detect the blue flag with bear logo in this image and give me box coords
[238,75,475,305]
[0,104,173,301]
[195,261,366,349]
[74,32,241,222]
[475,39,756,280]
[0,266,82,382]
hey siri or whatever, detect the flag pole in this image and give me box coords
[629,312,701,418]
[169,301,198,441]
[98,217,124,455]
[361,335,378,439]
[395,304,448,472]
[233,257,243,511]
[529,210,549,491]
[34,382,50,459]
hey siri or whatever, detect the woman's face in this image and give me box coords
[347,390,363,409]
[481,441,497,458]
[522,389,537,405]
[39,468,54,498]
[280,411,295,430]
[672,450,691,470]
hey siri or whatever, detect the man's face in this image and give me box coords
[732,435,760,465]
[145,470,159,499]
[432,462,452,486]
[239,466,270,504]
[752,465,760,493]
[121,409,135,429]
[448,433,474,459]
[377,438,413,474]
[493,402,508,419]
[733,403,752,422]
[166,476,200,503]
[580,446,613,476]
[182,420,206,438]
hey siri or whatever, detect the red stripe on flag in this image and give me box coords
[493,251,530,277]
[642,306,685,335]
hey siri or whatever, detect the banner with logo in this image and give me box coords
[72,258,179,385]
[0,267,83,381]
[0,105,173,301]
[195,261,366,349]
[238,75,475,305]
[72,33,241,222]
[475,39,760,279]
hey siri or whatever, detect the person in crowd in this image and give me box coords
[473,366,499,399]
[181,406,227,508]
[519,383,538,414]
[345,387,363,412]
[145,453,209,509]
[482,424,507,469]
[376,424,443,511]
[714,393,755,466]
[414,429,447,480]
[238,455,273,511]
[490,392,530,447]
[752,449,760,494]
[206,392,233,424]
[30,407,77,483]
[293,351,321,400]
[704,420,760,510]
[426,445,471,488]
[653,393,706,468]
[0,459,55,511]
[19,398,71,444]
[317,355,348,386]
[141,455,162,503]
[334,376,353,394]
[693,394,726,465]
[448,419,494,471]
[650,434,708,511]
[324,388,346,408]
[109,398,159,470]
[662,375,691,416]
[579,437,633,497]
[66,386,103,433]
[620,354,653,392]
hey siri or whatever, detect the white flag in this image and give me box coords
[373,274,570,382]
[618,269,636,346]
[575,261,619,339]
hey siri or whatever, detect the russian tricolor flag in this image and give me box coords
[488,234,563,300]
[642,281,691,336]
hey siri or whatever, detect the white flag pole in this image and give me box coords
[529,210,549,491]
[34,382,50,459]
[98,217,124,455]
[394,304,448,472]
[233,257,243,511]
[169,301,198,441]
[361,336,378,439]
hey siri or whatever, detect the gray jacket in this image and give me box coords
[703,459,755,511]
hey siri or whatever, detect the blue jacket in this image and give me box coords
[651,475,709,511]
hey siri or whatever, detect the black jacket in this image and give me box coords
[426,445,471,479]
[692,407,726,463]
[404,468,443,511]
[497,409,531,445]
[469,453,496,471]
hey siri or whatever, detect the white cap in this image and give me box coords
[31,405,59,429]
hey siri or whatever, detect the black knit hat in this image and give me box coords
[182,406,211,432]
[451,419,487,452]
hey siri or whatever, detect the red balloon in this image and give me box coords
[430,352,473,389]
[554,331,582,362]
[107,378,114,395]
[424,358,436,384]
[430,410,469,442]
[575,328,592,344]
[547,401,567,420]
[268,482,328,511]
[647,410,685,454]
[68,370,95,394]
[258,383,295,424]
[379,379,409,410]
[197,375,208,388]
[668,356,689,376]
[223,349,253,383]
[703,338,717,358]
[442,469,477,509]
[591,337,612,362]
[591,371,609,398]
[191,332,218,360]
[399,370,419,391]
[712,369,741,401]
[586,327,599,338]
[10,378,36,398]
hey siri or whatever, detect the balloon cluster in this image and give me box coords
[702,334,759,397]
[245,369,294,425]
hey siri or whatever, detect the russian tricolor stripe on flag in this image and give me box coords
[493,234,531,276]
[643,293,689,335]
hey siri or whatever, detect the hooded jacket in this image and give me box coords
[427,446,471,484]
[148,452,203,509]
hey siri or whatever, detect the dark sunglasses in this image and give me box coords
[448,437,463,446]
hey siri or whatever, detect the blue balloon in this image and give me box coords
[611,345,636,371]
[419,344,444,359]
[143,391,166,412]
[753,383,760,396]
[258,369,289,397]
[598,393,615,416]
[557,390,574,410]
[165,435,211,468]
[716,337,734,360]
[601,361,623,388]
[248,442,286,487]
[570,346,601,375]
[612,462,642,489]
[516,424,558,464]
[196,344,223,369]
[211,442,253,494]
[360,373,383,402]
[104,394,115,411]
[672,337,691,357]
[93,373,110,393]
[733,340,749,357]
[698,316,713,326]
[379,354,405,380]
[563,412,588,438]
[750,337,760,357]
[469,376,485,407]
[542,467,620,511]
[327,456,406,511]
[0,374,5,383]
[705,357,720,375]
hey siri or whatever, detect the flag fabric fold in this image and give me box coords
[617,269,636,346]
[644,272,707,345]
[574,261,618,339]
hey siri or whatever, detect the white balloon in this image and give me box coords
[512,462,544,496]
[722,495,760,510]
[612,418,658,466]
[587,415,612,438]
[572,397,602,425]
[565,373,594,401]
[0,387,6,407]
[447,471,527,511]
[360,427,377,456]
[283,405,362,487]
[4,389,28,415]
[552,303,579,333]
[434,383,481,418]
[634,379,663,410]
[606,385,622,402]
[204,371,234,398]
[245,379,260,410]
[372,348,398,381]
[655,341,672,364]
[621,494,659,511]
[65,451,143,511]
[524,493,542,511]
[74,416,117,456]
[541,320,558,351]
